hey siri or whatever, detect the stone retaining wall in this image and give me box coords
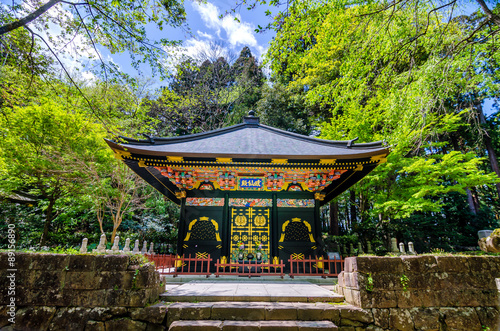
[0,252,164,330]
[337,255,500,330]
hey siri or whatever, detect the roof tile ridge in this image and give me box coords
[256,124,384,149]
[120,123,247,145]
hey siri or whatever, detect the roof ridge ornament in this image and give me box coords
[142,133,155,144]
[346,137,359,148]
[243,110,260,125]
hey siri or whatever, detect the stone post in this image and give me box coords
[357,242,364,254]
[366,241,373,254]
[123,238,131,253]
[349,243,354,256]
[133,240,140,254]
[80,238,88,254]
[148,242,154,255]
[408,242,416,255]
[141,241,148,254]
[391,238,398,253]
[342,245,348,257]
[94,234,106,253]
[111,236,120,253]
[399,242,406,254]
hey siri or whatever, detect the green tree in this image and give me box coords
[256,83,312,135]
[148,46,265,135]
[0,0,186,81]
[266,1,500,240]
[0,82,111,246]
[88,160,151,244]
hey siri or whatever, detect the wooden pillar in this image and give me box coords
[314,199,322,241]
[222,192,230,260]
[330,201,339,235]
[176,197,186,256]
[271,193,279,259]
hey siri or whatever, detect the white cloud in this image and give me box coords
[193,2,258,49]
[166,1,270,72]
[23,1,107,83]
[197,30,214,40]
[183,38,215,58]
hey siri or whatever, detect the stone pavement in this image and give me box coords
[161,280,344,303]
[162,275,336,285]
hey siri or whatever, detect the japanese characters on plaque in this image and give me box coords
[238,177,264,190]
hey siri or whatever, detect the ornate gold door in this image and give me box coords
[230,207,270,261]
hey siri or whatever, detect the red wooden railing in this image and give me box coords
[146,254,344,278]
[214,259,285,278]
[145,254,175,274]
[288,256,344,278]
[145,254,212,276]
[172,254,212,277]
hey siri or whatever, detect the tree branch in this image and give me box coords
[476,0,500,26]
[72,6,108,85]
[24,26,102,123]
[0,0,61,36]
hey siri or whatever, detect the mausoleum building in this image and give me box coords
[106,112,389,269]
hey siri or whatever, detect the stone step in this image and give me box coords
[168,320,338,330]
[161,282,345,303]
[166,301,355,326]
[163,275,338,285]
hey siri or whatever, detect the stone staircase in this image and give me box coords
[157,279,378,330]
[163,300,377,330]
[166,301,340,330]
[169,319,336,330]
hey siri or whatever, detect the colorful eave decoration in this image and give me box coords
[105,113,389,205]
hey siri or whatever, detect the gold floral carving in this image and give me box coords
[254,215,266,226]
[235,215,247,226]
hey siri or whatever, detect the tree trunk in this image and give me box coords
[39,199,55,246]
[466,189,477,215]
[96,202,105,235]
[110,225,118,244]
[350,190,357,224]
[110,214,123,244]
[329,201,339,235]
[345,197,350,230]
[476,0,500,27]
[478,106,500,200]
[472,188,481,212]
[359,192,366,223]
[451,134,480,214]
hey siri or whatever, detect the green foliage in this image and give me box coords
[131,269,140,290]
[2,0,500,255]
[374,245,388,257]
[256,83,313,135]
[147,47,265,135]
[0,0,187,80]
[128,254,149,267]
[47,246,80,254]
[400,274,409,292]
[0,73,113,245]
[366,273,374,292]
[267,0,500,249]
[323,234,358,251]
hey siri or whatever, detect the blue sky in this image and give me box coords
[2,0,275,83]
[5,0,496,115]
[103,0,276,80]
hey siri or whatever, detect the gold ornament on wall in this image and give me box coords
[254,215,266,226]
[235,215,247,226]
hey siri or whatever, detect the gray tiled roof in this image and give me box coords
[116,117,387,160]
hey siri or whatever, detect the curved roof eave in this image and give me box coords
[106,140,389,160]
[118,122,385,150]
